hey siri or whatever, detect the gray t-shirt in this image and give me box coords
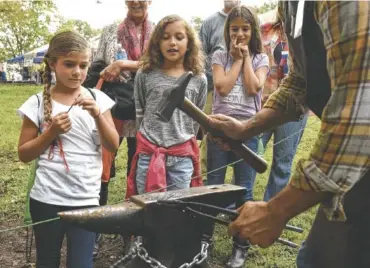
[212,50,269,119]
[199,11,228,91]
[135,69,207,148]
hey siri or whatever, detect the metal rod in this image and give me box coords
[275,238,299,248]
[186,206,298,248]
[158,200,303,234]
[67,94,81,113]
[285,224,304,233]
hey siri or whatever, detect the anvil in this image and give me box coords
[59,185,246,268]
[59,184,246,235]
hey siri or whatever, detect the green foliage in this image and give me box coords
[0,84,41,220]
[0,1,101,62]
[0,0,57,61]
[190,16,203,33]
[55,19,102,41]
[254,1,278,14]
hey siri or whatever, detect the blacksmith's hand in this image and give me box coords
[207,134,231,151]
[208,114,246,140]
[100,61,121,82]
[228,201,287,248]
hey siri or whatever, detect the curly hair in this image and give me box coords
[42,31,89,124]
[140,15,204,75]
[224,5,264,55]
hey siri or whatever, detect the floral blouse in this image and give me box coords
[94,23,136,138]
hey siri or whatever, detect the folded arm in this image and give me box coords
[213,60,243,97]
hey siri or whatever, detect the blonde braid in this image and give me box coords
[43,63,53,125]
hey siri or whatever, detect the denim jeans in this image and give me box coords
[30,198,96,268]
[207,137,258,203]
[135,154,194,194]
[262,115,308,201]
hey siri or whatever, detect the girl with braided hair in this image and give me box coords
[17,31,119,268]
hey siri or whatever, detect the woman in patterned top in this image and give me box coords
[92,0,154,256]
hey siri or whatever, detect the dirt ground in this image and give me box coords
[0,219,125,268]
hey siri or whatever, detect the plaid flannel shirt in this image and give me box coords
[265,1,370,220]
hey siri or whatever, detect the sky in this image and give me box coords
[54,0,270,29]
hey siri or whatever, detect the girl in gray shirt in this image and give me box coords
[126,15,207,198]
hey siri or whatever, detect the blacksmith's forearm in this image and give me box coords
[240,108,293,140]
[268,184,331,222]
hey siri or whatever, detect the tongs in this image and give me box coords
[156,199,303,248]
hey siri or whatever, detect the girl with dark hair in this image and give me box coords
[207,5,269,268]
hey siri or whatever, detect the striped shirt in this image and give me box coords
[265,1,370,220]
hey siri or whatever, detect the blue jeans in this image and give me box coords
[207,137,258,203]
[262,115,308,201]
[30,198,96,268]
[136,154,194,194]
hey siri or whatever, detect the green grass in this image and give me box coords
[0,83,321,267]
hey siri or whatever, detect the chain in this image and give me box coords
[178,241,209,268]
[110,238,209,268]
[136,244,167,268]
[109,248,137,268]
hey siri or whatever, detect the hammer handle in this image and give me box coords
[181,98,267,173]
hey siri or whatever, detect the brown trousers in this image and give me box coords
[302,171,370,268]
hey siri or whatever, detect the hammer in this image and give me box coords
[155,72,268,173]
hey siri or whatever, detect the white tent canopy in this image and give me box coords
[24,44,48,60]
[21,35,100,65]
[23,44,49,65]
[258,8,278,25]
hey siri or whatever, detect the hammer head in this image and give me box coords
[156,71,193,122]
